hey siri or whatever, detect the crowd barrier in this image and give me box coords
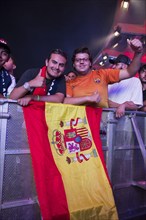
[0,102,146,220]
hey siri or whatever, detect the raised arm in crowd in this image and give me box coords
[64,39,143,108]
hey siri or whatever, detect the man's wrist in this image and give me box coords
[32,95,41,101]
[23,82,33,92]
[37,95,40,101]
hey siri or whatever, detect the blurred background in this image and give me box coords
[0,0,146,80]
[93,0,146,69]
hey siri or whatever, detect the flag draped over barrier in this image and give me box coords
[23,102,118,220]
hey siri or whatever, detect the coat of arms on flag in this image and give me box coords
[52,116,98,163]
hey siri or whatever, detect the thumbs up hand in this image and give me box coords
[127,38,143,53]
[29,69,46,88]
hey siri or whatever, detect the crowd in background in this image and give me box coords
[0,38,146,115]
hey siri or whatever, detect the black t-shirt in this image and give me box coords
[143,90,146,101]
[16,68,66,96]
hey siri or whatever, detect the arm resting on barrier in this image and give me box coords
[17,93,65,106]
[108,100,139,118]
[64,92,101,105]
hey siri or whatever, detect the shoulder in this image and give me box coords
[130,77,142,86]
[16,68,40,87]
[22,68,39,76]
[93,68,119,75]
[55,75,66,83]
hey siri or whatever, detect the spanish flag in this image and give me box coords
[23,102,118,220]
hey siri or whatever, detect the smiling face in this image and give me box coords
[45,53,67,79]
[0,47,10,68]
[73,53,91,75]
[3,57,16,74]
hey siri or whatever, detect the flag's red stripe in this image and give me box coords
[23,102,70,220]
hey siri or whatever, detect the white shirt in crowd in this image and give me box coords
[108,77,143,107]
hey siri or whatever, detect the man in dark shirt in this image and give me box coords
[10,49,67,106]
[139,64,146,112]
[0,39,11,98]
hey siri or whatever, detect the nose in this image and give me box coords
[55,63,59,69]
[79,59,85,63]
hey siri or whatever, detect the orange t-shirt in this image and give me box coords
[66,69,120,108]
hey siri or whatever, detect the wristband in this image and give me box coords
[37,95,40,101]
[23,82,33,92]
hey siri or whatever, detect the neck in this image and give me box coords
[45,70,55,80]
[77,69,91,76]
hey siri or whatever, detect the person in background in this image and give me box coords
[64,71,77,82]
[3,56,16,96]
[108,54,143,118]
[0,39,11,98]
[64,39,143,108]
[10,49,67,106]
[139,64,146,112]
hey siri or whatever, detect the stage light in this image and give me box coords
[114,26,121,37]
[121,0,129,9]
[99,61,104,66]
[102,54,108,60]
[113,43,118,48]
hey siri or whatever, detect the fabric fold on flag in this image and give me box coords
[23,102,118,220]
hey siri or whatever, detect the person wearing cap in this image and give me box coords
[64,39,143,108]
[0,39,11,98]
[138,64,146,112]
[108,54,143,118]
[10,49,67,106]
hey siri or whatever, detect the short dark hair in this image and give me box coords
[139,64,146,73]
[72,47,93,64]
[0,39,11,54]
[67,71,77,76]
[48,49,67,61]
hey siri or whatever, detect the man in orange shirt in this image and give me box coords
[64,39,143,108]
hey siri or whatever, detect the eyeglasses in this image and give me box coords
[75,58,89,63]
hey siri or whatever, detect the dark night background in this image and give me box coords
[0,0,118,80]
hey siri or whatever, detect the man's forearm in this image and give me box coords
[9,86,29,100]
[127,51,143,77]
[122,101,138,110]
[108,99,120,108]
[109,100,138,110]
[33,93,65,103]
[64,96,87,105]
[64,95,98,105]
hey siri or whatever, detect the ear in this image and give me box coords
[45,59,48,66]
[13,64,16,70]
[122,63,128,69]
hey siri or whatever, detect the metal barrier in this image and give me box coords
[0,103,41,220]
[100,109,146,220]
[0,102,146,220]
